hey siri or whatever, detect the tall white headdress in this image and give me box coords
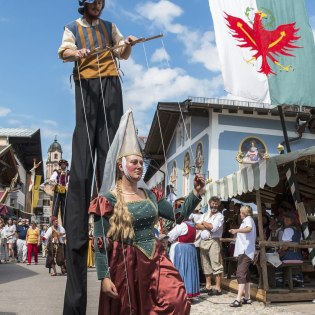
[99,109,146,196]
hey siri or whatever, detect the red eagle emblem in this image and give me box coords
[225,11,301,75]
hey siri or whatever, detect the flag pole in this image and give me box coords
[278,105,291,153]
[278,105,315,263]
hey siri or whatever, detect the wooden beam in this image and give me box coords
[0,159,11,168]
[146,154,164,160]
[256,190,269,291]
[259,240,315,249]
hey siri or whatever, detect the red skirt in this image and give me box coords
[99,240,191,315]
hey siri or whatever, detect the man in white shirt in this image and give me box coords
[196,196,224,295]
[43,216,66,278]
[229,205,256,307]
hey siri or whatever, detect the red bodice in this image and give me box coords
[178,222,196,243]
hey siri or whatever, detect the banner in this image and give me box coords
[209,0,315,106]
[32,175,42,208]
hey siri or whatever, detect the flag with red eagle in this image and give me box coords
[209,0,315,106]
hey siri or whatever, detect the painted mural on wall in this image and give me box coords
[236,136,269,164]
[183,152,190,196]
[195,142,204,174]
[170,160,178,188]
[183,152,190,176]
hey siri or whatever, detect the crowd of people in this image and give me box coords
[0,217,43,264]
[0,189,307,309]
[0,216,68,272]
[159,193,308,307]
[0,215,96,276]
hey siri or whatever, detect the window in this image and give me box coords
[10,198,16,207]
[182,152,190,196]
[43,199,50,206]
[54,153,58,159]
[183,174,190,196]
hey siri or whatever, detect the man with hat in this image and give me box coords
[43,216,66,276]
[58,2,137,313]
[49,159,69,224]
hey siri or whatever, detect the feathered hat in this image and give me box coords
[58,159,69,167]
[78,0,105,15]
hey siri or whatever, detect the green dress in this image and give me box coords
[89,188,201,315]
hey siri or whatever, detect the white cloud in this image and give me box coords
[180,30,221,72]
[0,107,11,117]
[136,0,221,73]
[121,58,223,134]
[43,120,58,127]
[137,1,184,34]
[14,113,33,120]
[151,48,170,63]
[0,17,9,23]
[8,119,22,126]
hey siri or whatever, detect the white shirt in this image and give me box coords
[234,216,256,260]
[0,227,7,240]
[58,18,124,58]
[49,170,58,184]
[5,225,16,241]
[44,226,66,244]
[281,227,301,242]
[197,211,224,240]
[168,222,194,263]
[188,214,202,247]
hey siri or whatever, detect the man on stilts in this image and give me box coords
[50,159,69,225]
[58,1,137,313]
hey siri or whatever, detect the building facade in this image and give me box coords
[0,128,43,216]
[144,98,315,199]
[46,137,63,182]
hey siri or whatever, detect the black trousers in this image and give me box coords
[52,192,66,224]
[63,76,123,315]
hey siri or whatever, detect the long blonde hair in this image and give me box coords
[107,179,135,241]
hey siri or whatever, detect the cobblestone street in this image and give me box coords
[0,258,314,314]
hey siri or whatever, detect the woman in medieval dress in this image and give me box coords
[89,111,205,315]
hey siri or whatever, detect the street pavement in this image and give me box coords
[0,258,314,315]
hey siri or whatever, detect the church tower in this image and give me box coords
[46,136,63,181]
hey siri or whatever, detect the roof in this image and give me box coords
[144,100,210,181]
[48,137,62,153]
[144,98,312,182]
[0,145,19,186]
[0,128,43,178]
[0,128,39,138]
[205,146,315,210]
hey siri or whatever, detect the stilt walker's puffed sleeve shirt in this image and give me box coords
[58,17,125,79]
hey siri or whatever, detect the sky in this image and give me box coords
[0,0,314,177]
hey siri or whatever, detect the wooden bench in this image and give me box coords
[282,263,303,290]
[223,256,238,279]
[267,262,303,290]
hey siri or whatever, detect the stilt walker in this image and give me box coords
[50,159,69,225]
[58,1,137,313]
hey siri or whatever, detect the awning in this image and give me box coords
[206,146,315,201]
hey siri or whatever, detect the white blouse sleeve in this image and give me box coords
[58,27,77,58]
[168,223,188,242]
[281,228,294,242]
